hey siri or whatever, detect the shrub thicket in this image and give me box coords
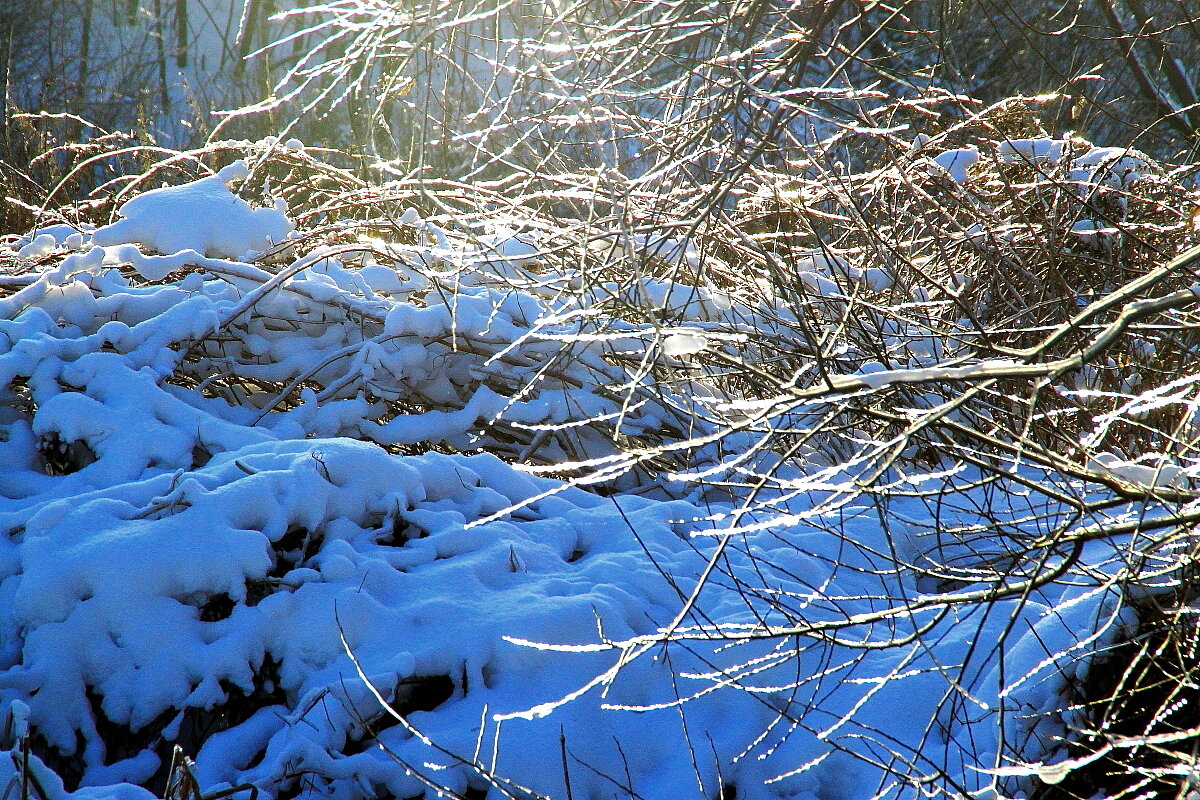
[5,1,1200,798]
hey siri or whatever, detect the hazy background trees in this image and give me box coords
[4,1,1199,165]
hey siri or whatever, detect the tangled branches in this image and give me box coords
[5,1,1200,797]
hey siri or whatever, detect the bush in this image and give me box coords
[6,1,1200,798]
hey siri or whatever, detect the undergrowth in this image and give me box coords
[4,91,1200,799]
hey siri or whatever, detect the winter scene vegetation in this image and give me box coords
[3,2,1200,799]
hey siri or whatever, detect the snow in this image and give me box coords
[932,146,979,183]
[1088,452,1190,491]
[0,160,1158,800]
[1070,219,1118,248]
[661,330,709,356]
[1071,145,1150,186]
[628,234,701,268]
[794,251,894,295]
[17,233,59,260]
[92,162,294,261]
[993,137,1152,190]
[998,137,1069,164]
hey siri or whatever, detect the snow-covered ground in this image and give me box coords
[0,149,1172,800]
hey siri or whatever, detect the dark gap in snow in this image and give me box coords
[275,524,314,555]
[1034,594,1200,800]
[190,442,213,469]
[342,674,455,757]
[91,691,175,776]
[359,511,386,530]
[28,688,176,791]
[270,776,306,800]
[173,656,287,753]
[1,377,33,422]
[35,431,97,476]
[340,730,381,757]
[340,729,383,757]
[245,577,283,607]
[29,729,87,791]
[269,525,322,577]
[566,543,587,563]
[480,661,498,690]
[393,674,455,715]
[462,785,489,800]
[186,582,287,616]
[119,658,288,795]
[376,522,426,548]
[716,783,737,800]
[242,745,267,771]
[198,591,235,622]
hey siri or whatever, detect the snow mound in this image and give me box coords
[92,162,293,261]
[932,146,979,183]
